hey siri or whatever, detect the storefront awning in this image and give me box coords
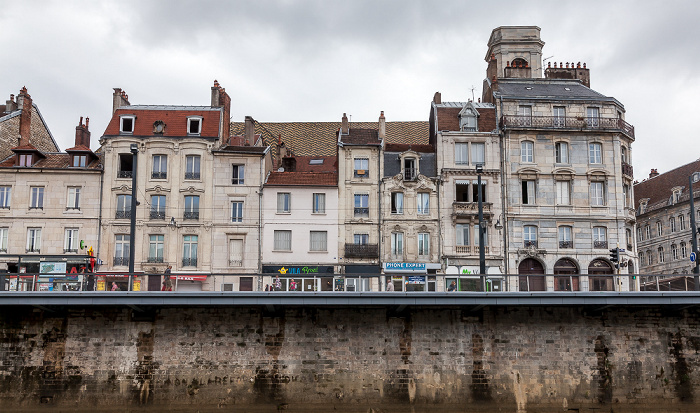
[175,274,207,282]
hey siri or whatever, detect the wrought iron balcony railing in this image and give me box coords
[150,211,165,220]
[354,207,369,217]
[622,162,634,178]
[182,258,197,267]
[184,172,200,180]
[118,170,132,179]
[184,211,199,220]
[151,172,167,179]
[524,240,538,248]
[64,248,78,253]
[115,210,131,219]
[453,202,492,217]
[113,257,129,266]
[501,115,635,140]
[593,240,608,249]
[559,241,573,249]
[147,256,164,263]
[229,259,243,267]
[344,243,379,258]
[403,168,417,181]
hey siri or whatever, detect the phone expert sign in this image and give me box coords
[383,263,426,273]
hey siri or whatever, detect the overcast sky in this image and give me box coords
[2,0,698,180]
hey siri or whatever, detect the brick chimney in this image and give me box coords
[378,111,386,141]
[341,113,349,135]
[4,94,17,114]
[212,81,232,146]
[649,169,659,179]
[433,92,441,104]
[112,88,130,114]
[17,87,32,147]
[75,116,91,148]
[244,116,254,146]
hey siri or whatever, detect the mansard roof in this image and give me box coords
[634,159,700,214]
[0,152,102,170]
[493,78,622,107]
[265,171,337,187]
[103,106,223,138]
[432,102,497,132]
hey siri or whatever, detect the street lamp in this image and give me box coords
[476,164,486,290]
[129,144,138,274]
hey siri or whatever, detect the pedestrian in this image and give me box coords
[386,280,394,291]
[162,265,173,291]
[111,282,119,291]
[290,278,297,291]
[274,275,281,291]
[448,281,457,292]
[265,284,270,291]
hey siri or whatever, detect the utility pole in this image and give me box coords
[477,164,486,290]
[129,144,139,274]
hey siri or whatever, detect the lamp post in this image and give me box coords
[689,175,699,290]
[476,164,486,290]
[129,144,138,274]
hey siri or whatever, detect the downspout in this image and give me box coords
[497,93,509,276]
[377,144,382,289]
[258,149,268,286]
[96,162,105,267]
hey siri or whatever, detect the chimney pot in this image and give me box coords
[341,113,349,135]
[378,111,386,141]
[583,63,587,68]
[433,92,441,104]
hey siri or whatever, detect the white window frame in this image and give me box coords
[0,227,8,252]
[231,201,243,222]
[556,180,570,205]
[152,155,167,179]
[313,193,326,214]
[277,192,291,213]
[521,141,534,163]
[418,232,430,257]
[0,186,10,209]
[354,193,369,217]
[417,193,430,215]
[593,227,607,243]
[589,142,602,164]
[555,142,569,164]
[185,155,201,179]
[64,228,79,252]
[523,225,537,245]
[149,234,164,262]
[354,158,369,177]
[30,187,44,209]
[274,230,292,251]
[586,107,600,128]
[519,106,532,126]
[522,180,536,205]
[455,143,469,165]
[229,239,243,267]
[232,164,245,185]
[558,226,572,243]
[26,228,41,252]
[391,192,404,214]
[590,181,605,206]
[187,116,203,135]
[119,115,135,134]
[553,106,566,127]
[391,232,404,258]
[115,234,130,262]
[456,224,470,246]
[183,235,198,266]
[67,187,81,210]
[471,142,485,166]
[310,231,327,252]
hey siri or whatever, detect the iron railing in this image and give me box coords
[501,115,635,139]
[524,240,538,248]
[184,172,200,180]
[182,258,197,267]
[147,257,164,263]
[150,211,166,220]
[593,240,608,249]
[354,207,369,217]
[344,243,379,258]
[118,170,132,179]
[115,210,131,219]
[184,211,199,220]
[113,257,129,266]
[151,172,167,179]
[559,241,573,249]
[622,162,633,178]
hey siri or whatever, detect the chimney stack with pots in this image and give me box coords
[112,88,130,114]
[17,87,32,147]
[244,116,254,146]
[649,169,659,179]
[378,111,386,141]
[75,116,91,148]
[341,113,349,135]
[212,81,232,146]
[4,94,17,114]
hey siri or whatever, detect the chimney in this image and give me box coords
[4,94,17,114]
[378,111,386,141]
[244,116,254,146]
[649,169,659,179]
[341,113,349,135]
[75,116,91,148]
[211,79,221,106]
[212,81,232,146]
[112,88,130,114]
[433,92,441,104]
[17,87,32,147]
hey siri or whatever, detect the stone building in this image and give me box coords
[98,82,270,291]
[430,95,505,291]
[635,161,700,286]
[0,87,59,160]
[0,116,101,282]
[483,26,637,291]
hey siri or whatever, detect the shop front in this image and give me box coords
[383,262,441,292]
[263,265,335,292]
[1,255,93,291]
[444,265,504,292]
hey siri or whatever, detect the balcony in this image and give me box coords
[147,256,164,263]
[453,202,492,218]
[622,162,634,178]
[118,170,132,179]
[353,207,369,218]
[229,259,243,267]
[64,248,78,253]
[113,257,129,266]
[524,240,538,248]
[115,210,131,219]
[344,243,379,258]
[184,211,199,220]
[184,171,200,180]
[151,172,167,179]
[454,245,490,255]
[404,167,417,181]
[501,115,635,140]
[182,257,197,267]
[559,241,573,249]
[593,240,608,249]
[150,210,165,220]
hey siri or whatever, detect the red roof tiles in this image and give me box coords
[266,171,337,186]
[104,108,222,138]
[635,159,700,211]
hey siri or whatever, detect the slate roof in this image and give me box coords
[0,152,102,169]
[494,78,622,106]
[265,171,337,187]
[283,156,338,172]
[384,144,434,153]
[103,106,223,138]
[433,102,497,132]
[634,159,700,213]
[341,128,381,146]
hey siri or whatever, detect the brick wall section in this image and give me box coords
[1,306,700,412]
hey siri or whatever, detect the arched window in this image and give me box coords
[658,246,665,263]
[681,242,687,258]
[672,244,678,260]
[656,221,663,237]
[670,217,676,232]
[647,250,653,265]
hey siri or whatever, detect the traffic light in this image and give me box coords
[609,248,619,267]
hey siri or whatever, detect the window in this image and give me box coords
[558,226,572,248]
[354,158,369,177]
[672,244,679,260]
[639,252,644,266]
[523,226,537,247]
[72,155,87,167]
[152,155,167,179]
[354,233,369,245]
[391,192,404,214]
[231,201,243,222]
[589,143,602,164]
[647,250,653,266]
[455,143,469,165]
[184,196,200,220]
[593,227,607,248]
[456,224,470,246]
[0,228,7,252]
[116,194,132,219]
[553,106,566,127]
[312,193,325,214]
[67,187,81,210]
[148,235,164,263]
[150,195,166,220]
[417,193,430,215]
[416,232,430,257]
[555,142,569,164]
[391,232,404,258]
[472,182,487,203]
[0,187,10,209]
[637,227,643,242]
[404,157,417,180]
[521,141,534,163]
[64,228,79,253]
[556,181,570,205]
[645,225,650,239]
[310,231,327,251]
[118,153,134,178]
[30,187,44,209]
[354,193,369,217]
[590,182,605,206]
[114,234,130,266]
[474,225,488,246]
[460,110,477,131]
[26,228,41,253]
[623,184,630,207]
[656,221,663,237]
[471,143,485,166]
[274,230,292,251]
[232,164,245,185]
[626,228,633,249]
[658,246,665,263]
[522,180,536,205]
[277,192,291,213]
[680,215,686,230]
[120,116,134,133]
[229,239,243,267]
[19,154,33,167]
[183,235,198,266]
[519,106,532,126]
[185,155,201,180]
[586,107,600,128]
[670,217,676,233]
[621,146,628,163]
[187,117,202,135]
[681,242,687,258]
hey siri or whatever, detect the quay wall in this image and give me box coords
[1,305,700,412]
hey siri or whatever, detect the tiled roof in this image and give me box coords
[230,120,428,163]
[265,171,337,187]
[0,104,59,160]
[494,79,620,105]
[103,106,223,138]
[0,153,102,169]
[384,144,434,153]
[65,145,92,152]
[634,159,700,212]
[284,156,337,172]
[434,103,497,132]
[341,128,381,146]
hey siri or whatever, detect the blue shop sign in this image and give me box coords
[407,276,425,284]
[383,262,427,273]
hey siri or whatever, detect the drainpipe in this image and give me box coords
[377,145,382,289]
[497,94,509,276]
[96,162,105,270]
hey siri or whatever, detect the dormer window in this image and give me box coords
[187,117,202,135]
[120,116,134,134]
[404,157,417,181]
[19,154,32,167]
[460,109,478,132]
[72,155,87,167]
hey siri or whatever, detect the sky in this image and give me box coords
[1,0,698,180]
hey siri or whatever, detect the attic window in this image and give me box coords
[187,117,202,135]
[564,87,571,91]
[309,159,324,165]
[120,116,134,134]
[460,109,478,132]
[72,155,87,167]
[525,87,533,90]
[19,154,33,167]
[693,172,700,183]
[153,121,165,134]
